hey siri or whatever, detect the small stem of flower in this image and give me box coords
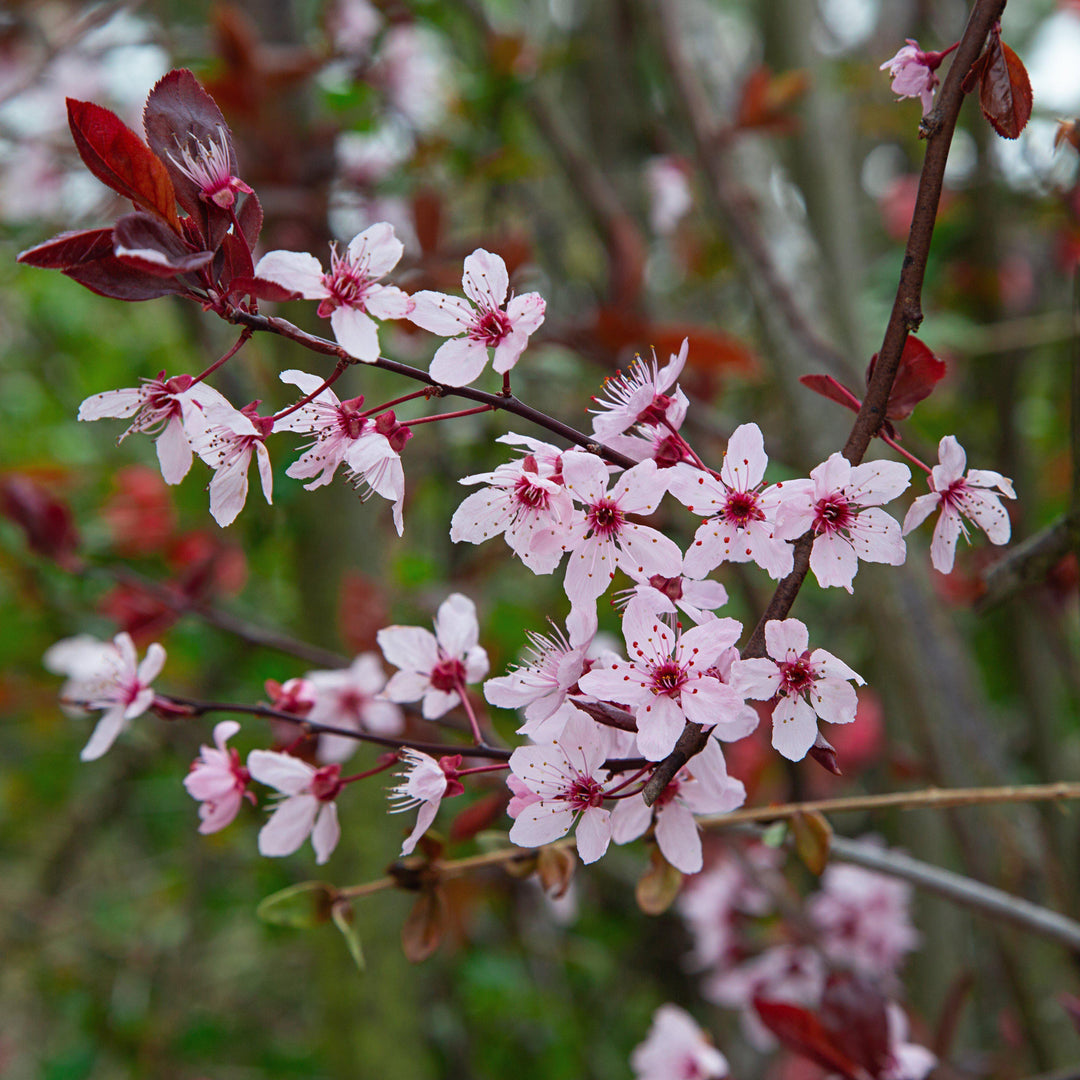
[340,756,401,785]
[659,416,716,475]
[191,327,252,385]
[361,389,430,417]
[454,681,487,744]
[604,765,652,797]
[880,430,932,474]
[409,405,495,426]
[457,762,511,777]
[270,358,350,423]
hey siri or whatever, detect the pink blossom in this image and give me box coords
[577,599,749,761]
[644,156,694,236]
[590,339,689,441]
[451,435,574,573]
[255,223,413,362]
[531,454,681,608]
[678,845,778,970]
[730,618,863,761]
[484,606,596,736]
[77,374,231,485]
[388,748,464,855]
[265,676,317,716]
[776,452,910,592]
[187,398,274,527]
[507,706,619,863]
[618,559,730,625]
[183,720,253,833]
[377,593,489,719]
[43,631,166,761]
[902,435,1015,574]
[883,1004,937,1080]
[611,741,746,874]
[631,1004,728,1080]
[880,40,942,117]
[668,423,797,580]
[704,944,825,1051]
[167,124,253,209]
[808,858,919,980]
[306,653,404,764]
[275,369,368,490]
[343,409,412,536]
[409,249,545,386]
[247,750,343,864]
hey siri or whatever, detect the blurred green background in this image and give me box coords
[2,0,1079,1077]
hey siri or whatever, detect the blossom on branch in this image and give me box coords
[880,39,945,117]
[507,705,619,863]
[611,740,746,874]
[577,599,751,761]
[631,1004,728,1080]
[377,593,489,719]
[776,452,910,593]
[590,339,689,441]
[902,435,1015,574]
[247,751,343,864]
[388,748,464,855]
[187,398,274,527]
[306,653,404,764]
[668,422,797,580]
[730,618,863,761]
[255,222,413,362]
[451,434,574,573]
[532,454,681,608]
[409,248,545,386]
[166,124,253,209]
[43,631,166,761]
[184,720,253,833]
[77,374,231,485]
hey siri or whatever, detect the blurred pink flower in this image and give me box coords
[631,1004,728,1080]
[184,720,253,833]
[44,631,166,762]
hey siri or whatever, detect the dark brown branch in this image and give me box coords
[642,0,1006,805]
[226,310,639,470]
[974,511,1080,611]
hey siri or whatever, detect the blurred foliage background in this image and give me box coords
[2,0,1079,1077]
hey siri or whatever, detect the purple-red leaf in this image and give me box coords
[0,475,81,567]
[819,973,892,1075]
[112,212,214,277]
[752,998,865,1079]
[17,228,115,270]
[237,190,263,251]
[976,29,1032,140]
[867,336,947,422]
[799,373,861,414]
[66,99,179,230]
[64,257,186,301]
[226,276,303,302]
[143,68,238,249]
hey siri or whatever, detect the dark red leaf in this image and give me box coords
[867,336,947,422]
[17,228,115,269]
[113,212,214,277]
[143,68,239,249]
[449,791,508,843]
[977,30,1033,140]
[820,973,891,1075]
[226,276,300,303]
[0,475,80,566]
[401,888,446,963]
[752,998,865,1079]
[961,51,988,95]
[237,190,263,251]
[66,98,179,230]
[64,257,186,301]
[799,373,862,414]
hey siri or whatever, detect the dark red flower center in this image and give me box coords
[312,763,343,802]
[812,494,855,535]
[778,652,816,697]
[469,308,512,346]
[587,498,624,537]
[722,489,764,528]
[430,657,466,693]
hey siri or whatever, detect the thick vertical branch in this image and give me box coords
[643,0,1006,804]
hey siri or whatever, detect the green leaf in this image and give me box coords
[255,881,335,928]
[331,898,365,972]
[762,821,789,848]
